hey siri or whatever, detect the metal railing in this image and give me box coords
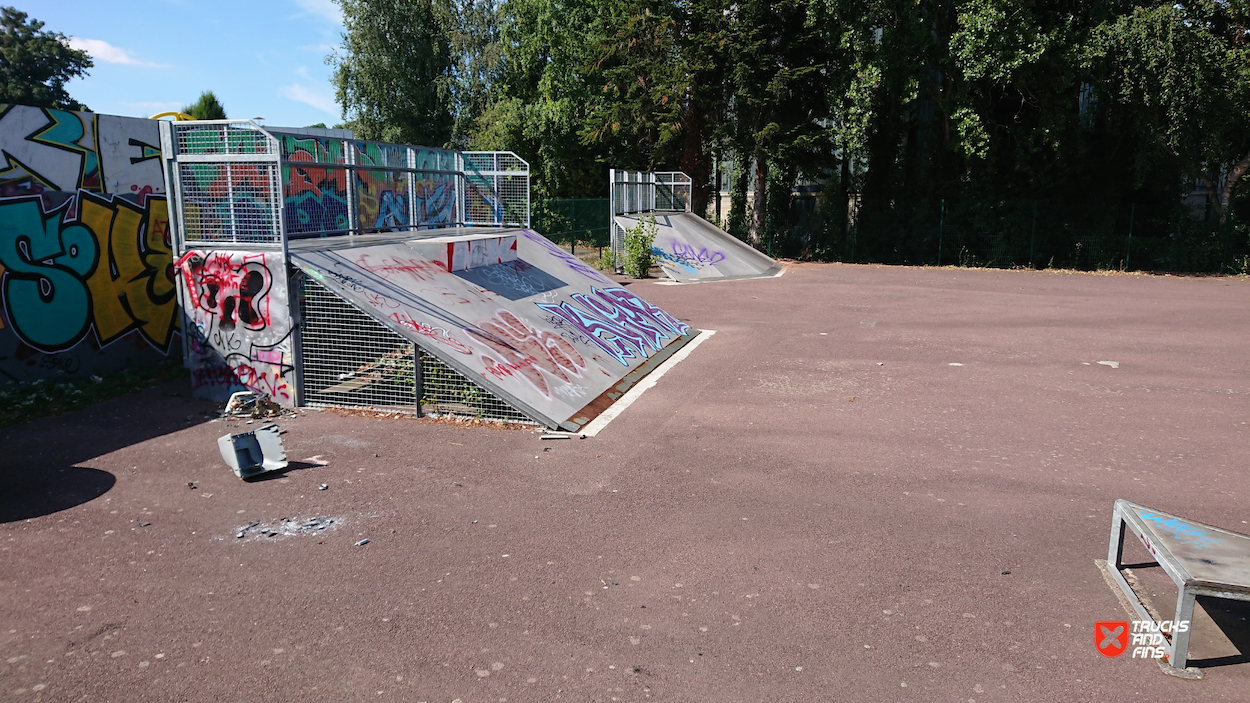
[608,169,692,265]
[159,120,530,257]
[463,151,531,228]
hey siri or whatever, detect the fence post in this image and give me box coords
[937,199,945,266]
[571,198,577,255]
[1029,200,1038,268]
[1125,203,1134,271]
[1221,209,1232,273]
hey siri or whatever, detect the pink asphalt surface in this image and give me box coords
[2,263,1248,703]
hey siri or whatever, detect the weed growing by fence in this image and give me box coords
[623,215,658,278]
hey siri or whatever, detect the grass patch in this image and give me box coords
[0,358,188,427]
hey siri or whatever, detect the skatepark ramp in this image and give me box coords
[609,169,781,282]
[161,121,697,430]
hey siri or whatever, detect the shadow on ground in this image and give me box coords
[0,377,216,523]
[1190,597,1250,669]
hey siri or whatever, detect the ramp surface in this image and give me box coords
[290,228,696,430]
[615,211,781,281]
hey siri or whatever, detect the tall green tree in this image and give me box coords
[0,7,91,110]
[331,0,456,145]
[1093,1,1250,222]
[725,0,835,245]
[579,0,731,213]
[448,0,503,147]
[181,90,227,120]
[472,0,604,197]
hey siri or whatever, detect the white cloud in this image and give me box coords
[67,38,168,68]
[280,83,339,115]
[293,0,343,25]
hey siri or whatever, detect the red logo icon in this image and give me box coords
[1096,621,1129,657]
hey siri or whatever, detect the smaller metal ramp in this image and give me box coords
[614,211,781,282]
[1105,499,1250,672]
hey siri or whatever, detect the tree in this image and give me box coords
[579,0,731,214]
[182,90,227,120]
[471,0,605,197]
[0,7,92,110]
[725,0,835,245]
[331,0,456,146]
[1093,2,1250,223]
[448,0,503,147]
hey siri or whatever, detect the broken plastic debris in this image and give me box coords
[218,424,288,480]
[355,539,369,546]
[318,484,328,490]
[1097,360,1119,369]
[223,391,285,419]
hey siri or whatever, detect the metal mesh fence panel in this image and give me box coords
[463,152,530,227]
[419,352,537,424]
[655,172,692,211]
[299,277,419,412]
[174,123,273,156]
[299,277,537,422]
[531,198,612,249]
[178,162,282,245]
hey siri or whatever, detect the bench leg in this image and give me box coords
[1169,589,1197,669]
[1108,507,1127,569]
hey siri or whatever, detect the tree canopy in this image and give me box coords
[0,6,92,110]
[329,0,1250,262]
[182,90,227,120]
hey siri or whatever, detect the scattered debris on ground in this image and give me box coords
[222,391,290,419]
[235,516,339,540]
[325,406,533,430]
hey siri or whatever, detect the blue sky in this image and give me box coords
[20,0,346,127]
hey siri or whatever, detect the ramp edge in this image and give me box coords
[576,329,716,436]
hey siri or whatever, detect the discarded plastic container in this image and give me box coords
[218,424,288,479]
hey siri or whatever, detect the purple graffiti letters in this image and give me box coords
[672,241,726,266]
[536,287,689,367]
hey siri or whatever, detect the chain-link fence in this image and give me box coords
[765,196,1250,275]
[531,198,611,253]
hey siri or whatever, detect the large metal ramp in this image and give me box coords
[289,227,698,431]
[615,211,781,282]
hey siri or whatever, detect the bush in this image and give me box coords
[623,216,658,278]
[598,247,616,271]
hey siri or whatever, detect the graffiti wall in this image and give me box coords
[280,136,458,236]
[176,250,294,404]
[0,104,177,383]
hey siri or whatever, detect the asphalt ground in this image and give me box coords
[2,263,1247,703]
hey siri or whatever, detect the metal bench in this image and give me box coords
[1107,499,1250,671]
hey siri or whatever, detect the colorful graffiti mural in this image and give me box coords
[279,136,458,236]
[177,250,294,404]
[0,104,176,382]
